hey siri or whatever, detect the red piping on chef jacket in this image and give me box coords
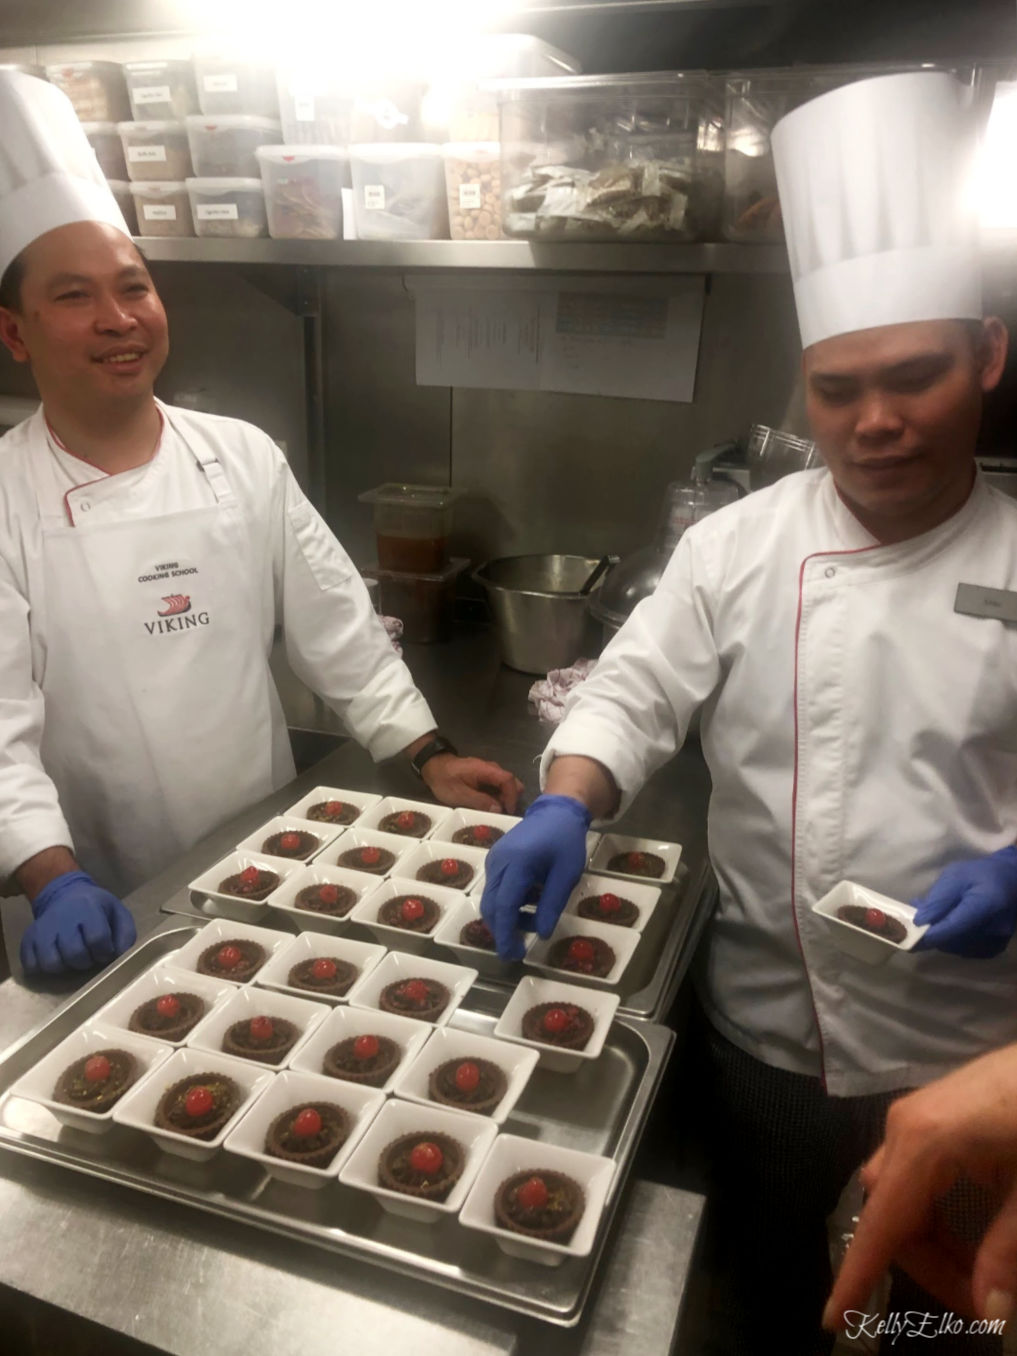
[791,543,880,1092]
[48,411,164,526]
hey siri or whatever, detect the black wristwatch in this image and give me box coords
[410,734,458,779]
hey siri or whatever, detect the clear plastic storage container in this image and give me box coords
[118,120,192,183]
[362,558,469,643]
[358,483,463,573]
[108,180,138,234]
[350,78,436,143]
[186,114,281,178]
[194,54,279,118]
[47,60,130,122]
[496,71,724,242]
[129,181,193,238]
[276,63,353,145]
[124,59,199,120]
[350,144,448,241]
[82,122,127,180]
[186,177,268,238]
[441,143,502,240]
[439,34,580,143]
[256,145,347,239]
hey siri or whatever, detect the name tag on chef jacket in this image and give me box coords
[955,583,1017,623]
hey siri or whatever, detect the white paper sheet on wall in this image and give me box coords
[412,276,705,403]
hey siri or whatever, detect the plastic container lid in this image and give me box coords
[118,119,187,135]
[256,144,348,164]
[359,483,463,509]
[128,181,187,195]
[441,141,500,159]
[81,121,119,134]
[186,113,280,131]
[185,176,263,192]
[490,70,716,100]
[48,59,123,74]
[125,59,192,75]
[350,142,442,162]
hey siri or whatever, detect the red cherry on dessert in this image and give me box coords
[325,800,344,816]
[249,1016,275,1041]
[291,1107,322,1139]
[472,824,492,842]
[409,1141,444,1175]
[400,897,425,922]
[240,865,260,884]
[216,944,243,969]
[864,907,887,930]
[454,1061,480,1093]
[84,1054,111,1083]
[353,1034,379,1061]
[396,811,415,829]
[599,892,621,915]
[155,994,181,1018]
[318,884,339,905]
[542,1006,570,1034]
[185,1085,214,1118]
[360,846,381,865]
[567,938,596,964]
[627,852,645,870]
[439,858,459,877]
[280,832,301,851]
[401,979,429,1003]
[311,957,338,981]
[517,1176,549,1211]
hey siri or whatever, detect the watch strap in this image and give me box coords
[410,735,458,778]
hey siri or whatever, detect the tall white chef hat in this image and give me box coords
[771,71,982,349]
[0,69,129,282]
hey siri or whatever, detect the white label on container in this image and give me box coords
[128,145,167,163]
[294,95,316,122]
[195,202,239,221]
[143,204,177,221]
[458,183,482,210]
[133,84,171,105]
[203,73,238,93]
[363,185,386,210]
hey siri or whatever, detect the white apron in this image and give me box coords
[32,411,293,896]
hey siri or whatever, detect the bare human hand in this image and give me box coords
[420,754,524,814]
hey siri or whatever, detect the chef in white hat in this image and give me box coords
[0,70,521,979]
[482,71,1015,1351]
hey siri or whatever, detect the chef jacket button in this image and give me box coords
[78,500,90,511]
[824,565,836,578]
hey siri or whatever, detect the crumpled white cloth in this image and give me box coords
[381,615,403,656]
[528,657,598,724]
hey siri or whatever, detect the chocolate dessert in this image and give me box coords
[459,918,496,951]
[222,1015,299,1065]
[218,865,280,900]
[262,829,321,860]
[323,1033,401,1087]
[378,809,432,838]
[129,992,206,1042]
[451,824,504,849]
[605,850,665,879]
[338,844,396,875]
[836,904,908,944]
[575,892,639,928]
[377,1132,464,1202]
[306,799,360,825]
[379,977,451,1023]
[197,939,267,982]
[428,1057,507,1116]
[53,1049,138,1114]
[522,1002,595,1050]
[547,935,616,979]
[287,956,358,997]
[265,1101,350,1169]
[494,1170,586,1243]
[155,1071,241,1140]
[294,881,358,917]
[416,857,474,890]
[377,894,440,933]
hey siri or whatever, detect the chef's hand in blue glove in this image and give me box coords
[913,846,1017,960]
[20,870,137,977]
[480,794,592,961]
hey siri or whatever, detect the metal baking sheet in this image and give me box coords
[0,926,673,1328]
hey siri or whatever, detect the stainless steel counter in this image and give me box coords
[0,627,711,1355]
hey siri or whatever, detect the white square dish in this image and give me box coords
[8,1023,172,1135]
[264,863,379,935]
[459,1133,616,1267]
[112,1046,272,1161]
[429,808,520,851]
[561,872,661,935]
[93,963,235,1045]
[167,919,293,986]
[235,815,341,864]
[311,826,415,878]
[185,984,329,1069]
[338,1096,497,1223]
[347,951,477,1028]
[255,932,386,1005]
[187,850,299,917]
[493,976,619,1073]
[525,916,641,990]
[812,881,927,964]
[356,795,454,841]
[585,831,602,863]
[395,840,488,895]
[349,876,463,953]
[589,833,682,885]
[391,1024,539,1125]
[223,1068,386,1188]
[431,897,537,977]
[283,785,382,827]
[288,1004,432,1094]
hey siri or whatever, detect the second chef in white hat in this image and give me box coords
[0,70,522,980]
[480,70,1014,1351]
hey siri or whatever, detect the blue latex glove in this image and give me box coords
[20,870,137,977]
[913,846,1017,959]
[480,794,592,960]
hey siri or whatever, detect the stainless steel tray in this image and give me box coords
[0,925,674,1328]
[161,855,717,1024]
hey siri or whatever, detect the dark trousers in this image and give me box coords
[688,1004,1003,1356]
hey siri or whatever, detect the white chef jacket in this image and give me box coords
[0,402,435,894]
[543,468,1017,1096]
